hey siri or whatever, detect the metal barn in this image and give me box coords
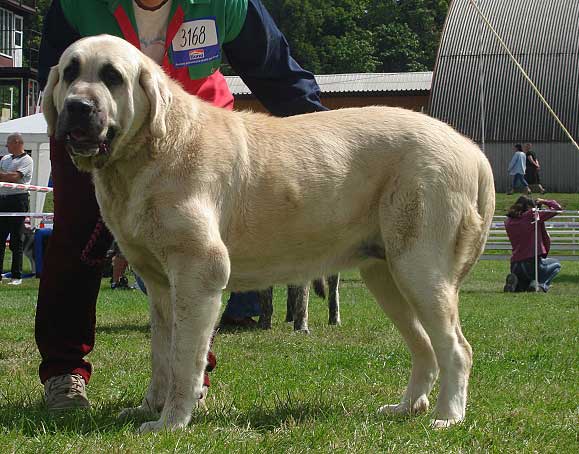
[430,0,579,192]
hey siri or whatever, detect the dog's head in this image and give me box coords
[43,34,172,170]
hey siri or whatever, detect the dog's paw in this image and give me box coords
[378,403,411,416]
[378,395,429,416]
[138,419,166,434]
[138,418,189,434]
[430,417,463,429]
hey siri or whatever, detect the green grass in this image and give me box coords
[2,193,578,452]
[1,259,578,453]
[495,192,579,215]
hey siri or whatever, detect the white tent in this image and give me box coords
[0,113,51,223]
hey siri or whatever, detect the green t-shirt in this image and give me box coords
[60,0,248,79]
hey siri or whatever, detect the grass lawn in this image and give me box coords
[1,254,578,452]
[494,192,579,214]
[1,193,578,452]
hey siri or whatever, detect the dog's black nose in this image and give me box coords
[65,98,95,116]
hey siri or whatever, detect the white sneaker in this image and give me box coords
[7,279,22,285]
[44,374,90,410]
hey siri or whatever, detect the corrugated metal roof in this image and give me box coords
[430,0,579,142]
[226,72,432,96]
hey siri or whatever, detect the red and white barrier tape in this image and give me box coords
[0,182,53,193]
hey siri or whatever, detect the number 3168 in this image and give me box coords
[181,26,206,47]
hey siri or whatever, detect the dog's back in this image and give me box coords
[220,106,493,291]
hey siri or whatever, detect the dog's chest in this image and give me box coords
[94,177,150,245]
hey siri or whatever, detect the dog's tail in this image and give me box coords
[453,153,495,285]
[312,278,327,299]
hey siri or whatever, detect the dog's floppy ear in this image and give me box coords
[139,62,172,138]
[42,65,60,136]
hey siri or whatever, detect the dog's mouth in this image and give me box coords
[65,127,117,157]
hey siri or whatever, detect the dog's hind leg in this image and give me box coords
[288,284,310,333]
[360,262,438,416]
[388,252,472,428]
[139,245,229,434]
[119,280,171,419]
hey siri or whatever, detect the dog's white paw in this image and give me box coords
[378,403,408,415]
[430,417,463,429]
[138,419,167,434]
[138,419,187,434]
[138,412,191,433]
[378,395,429,416]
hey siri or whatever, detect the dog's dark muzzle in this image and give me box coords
[57,98,113,157]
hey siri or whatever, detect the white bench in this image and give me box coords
[483,213,579,261]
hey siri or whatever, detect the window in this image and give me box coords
[27,79,39,115]
[13,14,22,66]
[0,8,14,58]
[14,15,22,47]
[0,81,21,122]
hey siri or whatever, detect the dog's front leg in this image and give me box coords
[119,280,171,419]
[139,246,229,434]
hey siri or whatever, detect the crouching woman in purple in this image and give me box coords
[503,196,562,292]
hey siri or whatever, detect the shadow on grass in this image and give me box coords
[0,394,410,436]
[97,323,150,335]
[0,401,134,435]
[193,392,407,434]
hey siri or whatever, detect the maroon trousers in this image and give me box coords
[35,139,215,385]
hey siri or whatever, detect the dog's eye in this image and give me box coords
[100,64,124,88]
[63,58,80,84]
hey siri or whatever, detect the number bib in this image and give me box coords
[171,18,221,68]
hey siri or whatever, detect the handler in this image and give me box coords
[37,0,326,410]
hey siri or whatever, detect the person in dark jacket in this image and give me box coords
[523,143,546,194]
[37,0,327,410]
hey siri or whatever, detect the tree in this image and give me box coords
[263,0,449,74]
[24,0,50,68]
[32,0,449,75]
[262,0,378,74]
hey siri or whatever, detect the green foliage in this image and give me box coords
[33,0,450,74]
[262,0,450,74]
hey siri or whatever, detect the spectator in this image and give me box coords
[36,0,326,411]
[507,144,531,195]
[503,196,562,292]
[524,143,546,194]
[0,133,33,286]
[109,241,131,290]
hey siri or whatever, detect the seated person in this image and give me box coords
[503,196,562,292]
[109,241,131,290]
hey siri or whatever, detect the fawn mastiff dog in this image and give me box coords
[43,35,495,433]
